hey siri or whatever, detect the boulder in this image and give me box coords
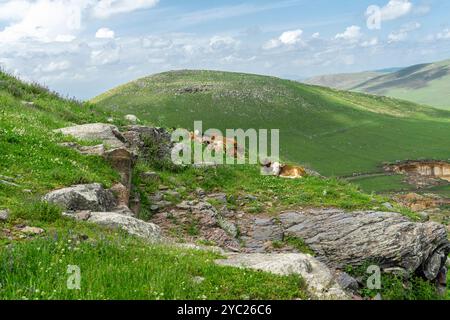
[0,209,9,222]
[43,183,116,212]
[54,123,126,149]
[124,114,140,124]
[215,253,349,300]
[59,142,105,156]
[279,209,450,280]
[88,212,161,242]
[122,125,173,162]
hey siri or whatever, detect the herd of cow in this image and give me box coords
[189,131,307,179]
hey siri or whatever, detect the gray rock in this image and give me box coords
[207,193,227,204]
[251,218,283,242]
[418,211,430,221]
[122,126,172,161]
[280,209,450,280]
[164,190,181,201]
[217,216,238,238]
[124,114,139,124]
[0,209,9,222]
[54,123,126,149]
[335,271,359,292]
[43,183,116,212]
[88,212,161,242]
[216,253,349,300]
[382,202,394,210]
[140,171,160,182]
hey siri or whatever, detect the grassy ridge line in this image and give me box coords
[92,70,450,177]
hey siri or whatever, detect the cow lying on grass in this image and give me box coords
[261,160,307,178]
[190,131,243,158]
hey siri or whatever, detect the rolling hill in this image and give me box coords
[92,70,450,178]
[304,59,450,110]
[304,71,386,90]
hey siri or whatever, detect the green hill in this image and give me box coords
[92,70,450,178]
[304,59,450,110]
[353,59,450,110]
[304,71,386,90]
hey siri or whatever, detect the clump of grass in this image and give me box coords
[284,236,315,255]
[11,200,62,223]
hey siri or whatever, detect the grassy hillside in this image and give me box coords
[92,70,450,178]
[304,59,450,110]
[304,71,385,90]
[0,70,310,299]
[353,59,450,110]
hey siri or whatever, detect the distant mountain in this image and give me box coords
[304,59,450,110]
[304,71,386,90]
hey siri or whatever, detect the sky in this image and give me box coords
[0,0,450,99]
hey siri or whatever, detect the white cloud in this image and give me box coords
[91,0,159,19]
[388,22,421,43]
[96,27,115,39]
[0,0,91,43]
[361,37,379,47]
[312,32,320,39]
[378,0,413,21]
[437,29,450,40]
[263,38,281,50]
[279,29,303,45]
[335,26,362,43]
[263,29,304,50]
[209,35,239,51]
[90,44,121,65]
[0,0,159,44]
[34,60,71,73]
[0,0,32,21]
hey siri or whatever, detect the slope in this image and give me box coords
[92,70,450,177]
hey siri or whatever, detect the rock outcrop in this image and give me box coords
[43,183,116,212]
[54,123,126,149]
[279,209,450,281]
[216,253,349,300]
[88,212,161,243]
[122,125,173,162]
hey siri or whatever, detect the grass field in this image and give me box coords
[92,70,450,181]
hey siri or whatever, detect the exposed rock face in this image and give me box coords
[385,160,450,188]
[58,142,105,156]
[152,200,240,250]
[279,209,450,280]
[394,192,450,212]
[54,123,126,149]
[110,183,130,207]
[215,253,349,300]
[122,125,173,162]
[104,148,134,190]
[88,212,161,243]
[43,184,116,212]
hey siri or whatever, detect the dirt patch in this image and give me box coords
[384,160,450,189]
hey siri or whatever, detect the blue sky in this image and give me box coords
[0,0,449,99]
